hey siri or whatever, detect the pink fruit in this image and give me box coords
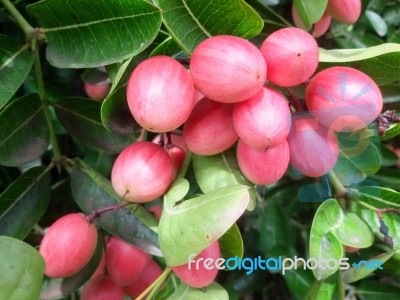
[172,241,220,288]
[306,67,383,132]
[127,55,195,132]
[233,87,291,150]
[81,275,124,300]
[124,260,163,298]
[152,133,188,153]
[84,81,110,101]
[106,236,152,286]
[344,246,360,253]
[91,251,106,278]
[291,6,332,38]
[190,35,267,103]
[183,98,238,155]
[111,142,174,203]
[236,139,290,185]
[288,113,339,177]
[148,205,162,220]
[260,27,319,87]
[39,213,98,278]
[327,0,361,24]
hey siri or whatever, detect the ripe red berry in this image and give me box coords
[127,55,195,132]
[84,81,110,101]
[261,27,319,87]
[306,67,383,132]
[292,6,332,38]
[81,275,124,300]
[327,0,361,24]
[111,142,174,203]
[288,114,339,177]
[233,87,291,150]
[190,35,267,103]
[236,139,290,185]
[106,236,152,286]
[172,241,220,288]
[39,213,98,278]
[183,98,238,155]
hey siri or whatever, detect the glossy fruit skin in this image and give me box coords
[327,0,361,24]
[260,27,319,87]
[183,98,238,155]
[91,251,106,278]
[106,236,152,286]
[152,134,187,176]
[288,113,339,177]
[236,139,290,185]
[84,82,110,101]
[172,241,220,288]
[39,213,98,278]
[190,35,267,103]
[233,87,291,150]
[81,275,124,300]
[124,260,163,298]
[292,6,332,38]
[111,142,174,203]
[127,55,195,132]
[306,67,383,132]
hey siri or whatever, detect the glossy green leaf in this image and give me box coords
[333,212,374,248]
[355,280,400,299]
[168,282,229,300]
[40,235,103,300]
[219,223,243,260]
[0,35,34,110]
[380,124,400,141]
[157,0,263,54]
[150,36,184,58]
[352,186,400,209]
[293,0,328,30]
[27,0,161,68]
[305,278,337,300]
[70,158,161,256]
[0,94,50,167]
[319,43,400,85]
[159,184,250,266]
[54,98,137,153]
[365,10,388,37]
[343,251,395,283]
[0,236,45,300]
[192,150,256,211]
[380,145,399,167]
[284,269,314,299]
[0,166,50,239]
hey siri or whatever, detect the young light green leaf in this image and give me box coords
[0,94,50,167]
[319,43,400,85]
[0,236,45,300]
[351,186,400,209]
[294,0,328,30]
[0,166,50,239]
[54,98,138,153]
[365,10,388,37]
[219,223,244,260]
[164,178,190,206]
[159,185,250,266]
[0,35,34,110]
[27,0,161,68]
[157,0,263,54]
[167,282,229,300]
[70,158,161,256]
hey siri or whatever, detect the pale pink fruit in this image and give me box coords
[81,275,124,300]
[327,0,361,24]
[306,67,383,132]
[261,27,319,87]
[233,87,291,150]
[288,113,339,177]
[84,82,110,101]
[236,139,290,185]
[111,142,174,203]
[172,241,220,288]
[106,236,152,286]
[183,98,238,155]
[148,205,162,220]
[91,251,106,278]
[127,55,195,132]
[190,35,267,103]
[291,5,332,38]
[39,213,97,278]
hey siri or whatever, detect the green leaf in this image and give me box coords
[284,269,314,299]
[365,10,388,37]
[352,186,400,209]
[0,94,50,167]
[380,145,399,167]
[0,236,45,300]
[380,124,400,141]
[293,0,328,30]
[150,37,184,58]
[371,168,400,190]
[54,98,137,153]
[167,282,229,300]
[319,43,400,85]
[381,84,400,103]
[305,277,337,300]
[309,199,344,280]
[70,158,161,256]
[333,212,374,248]
[159,185,250,266]
[0,35,34,110]
[157,0,263,55]
[27,0,161,68]
[219,223,243,260]
[245,0,292,30]
[192,150,256,211]
[343,251,395,283]
[0,166,50,239]
[40,234,103,300]
[355,279,400,299]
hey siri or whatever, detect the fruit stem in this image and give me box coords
[136,267,172,300]
[328,171,347,198]
[337,270,345,300]
[85,202,131,223]
[175,150,192,180]
[0,0,34,37]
